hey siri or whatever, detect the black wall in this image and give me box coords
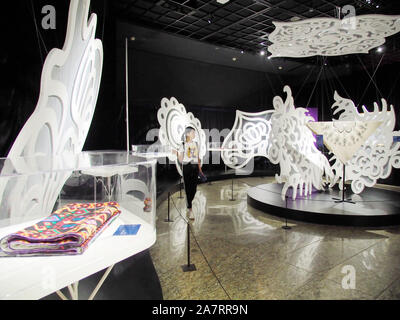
[1,2,399,184]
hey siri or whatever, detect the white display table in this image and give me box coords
[0,205,155,300]
[0,152,157,300]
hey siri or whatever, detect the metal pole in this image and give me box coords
[229,176,235,201]
[178,178,183,199]
[282,196,291,230]
[164,192,173,223]
[125,37,130,153]
[187,224,190,266]
[181,223,196,272]
[342,163,345,202]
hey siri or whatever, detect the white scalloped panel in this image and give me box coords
[157,97,206,176]
[268,14,400,58]
[221,110,274,169]
[268,86,333,200]
[221,86,332,200]
[307,120,381,164]
[328,92,400,194]
[0,0,103,223]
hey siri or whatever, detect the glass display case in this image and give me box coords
[0,151,156,299]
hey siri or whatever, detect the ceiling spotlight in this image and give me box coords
[232,57,237,61]
[267,56,272,60]
[216,0,230,4]
[130,36,136,41]
[278,66,283,70]
[377,46,384,53]
[260,50,265,56]
[240,50,244,54]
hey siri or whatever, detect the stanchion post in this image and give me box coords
[282,195,291,230]
[164,192,174,223]
[181,223,196,272]
[229,176,235,201]
[178,177,184,199]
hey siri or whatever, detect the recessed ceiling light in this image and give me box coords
[260,50,265,56]
[377,46,384,52]
[267,56,272,60]
[278,66,283,69]
[240,50,244,54]
[232,57,237,61]
[130,36,136,41]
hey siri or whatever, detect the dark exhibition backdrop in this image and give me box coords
[1,0,400,183]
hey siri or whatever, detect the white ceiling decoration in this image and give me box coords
[268,14,400,58]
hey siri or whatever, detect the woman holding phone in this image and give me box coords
[173,126,205,220]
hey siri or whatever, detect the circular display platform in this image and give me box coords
[247,183,400,227]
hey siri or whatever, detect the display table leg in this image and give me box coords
[55,264,115,300]
[88,264,115,300]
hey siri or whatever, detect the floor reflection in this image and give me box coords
[150,177,400,300]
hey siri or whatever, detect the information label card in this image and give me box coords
[113,224,141,236]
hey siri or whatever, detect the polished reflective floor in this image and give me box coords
[150,177,400,300]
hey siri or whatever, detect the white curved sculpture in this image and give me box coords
[157,97,206,175]
[0,0,103,222]
[327,92,400,193]
[268,86,332,199]
[222,86,332,200]
[307,120,382,164]
[268,14,400,58]
[221,110,273,169]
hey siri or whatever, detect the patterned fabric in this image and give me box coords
[0,202,121,256]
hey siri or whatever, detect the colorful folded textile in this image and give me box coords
[0,202,121,256]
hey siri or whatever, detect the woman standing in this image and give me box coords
[173,127,204,220]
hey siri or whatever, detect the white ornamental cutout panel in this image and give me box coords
[221,86,332,200]
[268,14,400,58]
[268,86,333,200]
[0,0,103,223]
[221,110,274,169]
[328,92,400,194]
[157,97,206,175]
[306,120,381,164]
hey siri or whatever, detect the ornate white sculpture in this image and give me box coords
[327,92,400,193]
[306,120,381,164]
[221,110,273,169]
[0,0,103,222]
[268,14,400,58]
[222,86,332,200]
[157,97,206,175]
[268,86,333,199]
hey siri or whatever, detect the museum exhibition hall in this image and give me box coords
[1,0,400,301]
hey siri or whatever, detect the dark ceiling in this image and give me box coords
[112,0,400,58]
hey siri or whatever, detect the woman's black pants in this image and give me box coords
[182,163,199,209]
